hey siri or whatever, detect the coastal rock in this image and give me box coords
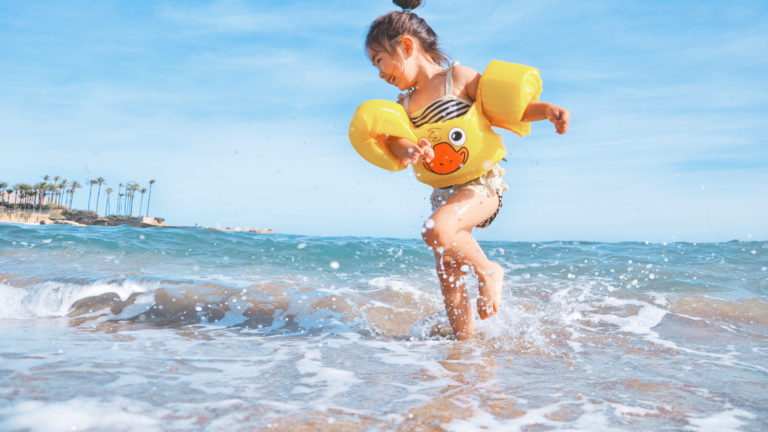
[53,219,86,227]
[207,226,275,234]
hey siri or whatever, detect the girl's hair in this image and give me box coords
[365,0,449,66]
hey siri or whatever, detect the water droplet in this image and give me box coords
[424,218,436,229]
[329,261,340,270]
[297,243,307,249]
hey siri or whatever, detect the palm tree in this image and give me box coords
[12,184,20,209]
[69,181,81,209]
[14,184,22,210]
[145,179,156,217]
[52,175,61,206]
[0,182,7,207]
[86,179,95,211]
[128,183,140,216]
[116,183,123,215]
[40,175,50,207]
[33,182,46,212]
[94,177,105,216]
[19,184,32,212]
[11,184,19,207]
[58,179,68,207]
[50,182,59,208]
[104,188,113,216]
[138,188,147,217]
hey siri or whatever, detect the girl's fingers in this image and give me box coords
[418,138,434,162]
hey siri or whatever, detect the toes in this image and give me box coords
[477,297,498,320]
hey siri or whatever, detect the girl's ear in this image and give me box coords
[400,35,415,58]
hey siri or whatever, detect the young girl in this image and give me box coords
[364,0,570,340]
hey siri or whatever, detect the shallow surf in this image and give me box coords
[0,224,765,431]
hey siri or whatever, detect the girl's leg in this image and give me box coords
[423,188,504,339]
[434,249,474,339]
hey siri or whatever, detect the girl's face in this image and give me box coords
[369,40,416,91]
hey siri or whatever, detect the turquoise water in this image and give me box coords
[0,224,766,431]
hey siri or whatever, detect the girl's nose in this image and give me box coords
[379,71,386,80]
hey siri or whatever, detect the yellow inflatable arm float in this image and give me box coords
[349,60,542,186]
[348,100,418,172]
[477,60,543,137]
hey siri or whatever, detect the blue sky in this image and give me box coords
[1,0,766,242]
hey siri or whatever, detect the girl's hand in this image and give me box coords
[545,105,570,134]
[390,137,434,166]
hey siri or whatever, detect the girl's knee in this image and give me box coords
[421,216,456,248]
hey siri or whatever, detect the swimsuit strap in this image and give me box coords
[400,93,411,110]
[402,61,461,117]
[444,61,459,96]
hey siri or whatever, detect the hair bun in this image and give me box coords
[392,0,422,11]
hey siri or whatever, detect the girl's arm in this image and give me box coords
[522,102,570,134]
[458,66,569,135]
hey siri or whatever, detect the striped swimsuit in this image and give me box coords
[402,63,505,229]
[402,63,473,128]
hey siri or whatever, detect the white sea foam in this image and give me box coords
[368,276,427,298]
[444,399,621,432]
[610,402,658,418]
[293,349,361,405]
[0,280,151,320]
[591,301,668,336]
[685,408,757,432]
[0,398,162,432]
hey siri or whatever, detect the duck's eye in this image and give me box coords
[448,128,466,146]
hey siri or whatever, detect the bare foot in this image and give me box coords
[476,262,504,320]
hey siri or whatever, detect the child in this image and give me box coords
[364,0,570,340]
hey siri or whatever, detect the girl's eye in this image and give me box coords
[448,128,466,146]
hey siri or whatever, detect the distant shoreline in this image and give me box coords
[0,210,164,228]
[0,210,274,234]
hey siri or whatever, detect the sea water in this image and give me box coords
[0,224,765,431]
